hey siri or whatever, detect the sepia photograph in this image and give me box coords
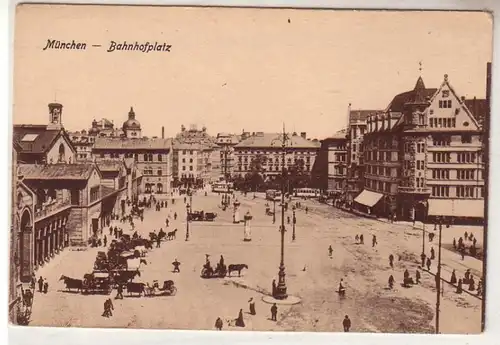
[8,4,492,335]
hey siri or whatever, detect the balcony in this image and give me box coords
[398,186,431,194]
[35,199,72,221]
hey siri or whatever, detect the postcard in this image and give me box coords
[9,4,491,334]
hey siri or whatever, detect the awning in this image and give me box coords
[354,190,384,207]
[427,199,484,218]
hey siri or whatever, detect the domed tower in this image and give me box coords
[88,119,100,136]
[122,106,142,138]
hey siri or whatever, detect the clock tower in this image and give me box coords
[47,102,63,130]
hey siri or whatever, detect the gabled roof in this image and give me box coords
[96,160,126,172]
[18,163,97,180]
[385,77,437,113]
[350,110,380,123]
[235,133,319,149]
[94,137,172,150]
[13,125,67,154]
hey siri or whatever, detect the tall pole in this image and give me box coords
[275,124,288,300]
[435,220,443,334]
[185,202,190,241]
[292,206,296,241]
[273,200,276,224]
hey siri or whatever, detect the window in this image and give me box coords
[439,99,452,108]
[189,166,193,171]
[433,136,451,146]
[432,186,449,197]
[457,169,475,180]
[432,169,450,179]
[90,186,100,203]
[352,154,356,161]
[189,150,193,155]
[157,170,162,176]
[182,158,185,163]
[457,186,474,198]
[158,154,162,161]
[352,144,357,152]
[419,114,425,125]
[189,158,193,163]
[461,134,472,144]
[432,152,451,163]
[182,166,186,171]
[457,152,476,163]
[71,190,80,205]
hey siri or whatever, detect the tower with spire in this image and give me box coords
[122,106,142,138]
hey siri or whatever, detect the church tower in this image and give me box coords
[47,103,63,130]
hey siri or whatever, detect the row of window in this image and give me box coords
[143,169,163,176]
[431,169,482,180]
[366,165,397,177]
[432,186,484,198]
[237,165,311,172]
[365,151,396,162]
[98,153,166,161]
[429,117,456,128]
[365,179,393,193]
[438,99,453,108]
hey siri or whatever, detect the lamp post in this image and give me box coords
[271,124,291,300]
[185,203,190,241]
[435,217,443,334]
[273,199,276,224]
[292,205,296,241]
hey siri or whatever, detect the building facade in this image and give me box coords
[215,132,241,179]
[320,130,348,195]
[233,132,320,180]
[93,137,173,197]
[172,124,216,187]
[358,73,486,222]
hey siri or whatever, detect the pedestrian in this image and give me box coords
[305,207,308,214]
[103,235,107,247]
[464,231,468,240]
[388,275,395,289]
[460,247,465,260]
[415,269,421,284]
[372,235,377,247]
[235,309,245,327]
[219,255,225,268]
[359,234,364,244]
[287,216,290,224]
[355,234,359,243]
[43,279,49,294]
[426,257,431,271]
[420,252,426,268]
[38,276,43,293]
[469,276,476,291]
[172,259,181,273]
[389,254,394,269]
[174,212,177,220]
[271,303,278,321]
[473,237,477,246]
[430,247,435,260]
[156,236,161,248]
[456,279,463,294]
[215,317,223,330]
[166,218,169,227]
[343,315,351,332]
[453,238,457,250]
[116,284,124,300]
[328,245,333,258]
[30,273,36,291]
[272,279,277,297]
[249,297,256,315]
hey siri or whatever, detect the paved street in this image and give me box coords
[29,192,482,333]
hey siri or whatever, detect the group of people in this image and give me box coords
[452,231,479,260]
[214,300,279,330]
[353,233,377,247]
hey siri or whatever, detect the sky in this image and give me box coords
[13,5,492,140]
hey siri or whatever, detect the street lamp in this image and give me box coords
[273,199,276,224]
[435,217,443,334]
[271,124,292,300]
[292,205,296,241]
[185,203,190,241]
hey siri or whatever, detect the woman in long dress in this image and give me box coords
[235,309,245,327]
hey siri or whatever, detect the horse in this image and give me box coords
[227,264,248,277]
[167,229,177,240]
[113,270,141,286]
[59,275,83,292]
[149,232,158,241]
[158,229,166,241]
[126,282,146,296]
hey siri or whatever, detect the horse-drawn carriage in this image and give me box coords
[189,210,218,222]
[201,263,227,278]
[82,272,113,295]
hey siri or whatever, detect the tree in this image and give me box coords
[287,158,310,192]
[245,154,267,192]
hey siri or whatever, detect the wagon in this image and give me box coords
[149,280,177,296]
[82,272,113,295]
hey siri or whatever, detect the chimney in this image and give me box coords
[300,132,307,139]
[162,126,165,139]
